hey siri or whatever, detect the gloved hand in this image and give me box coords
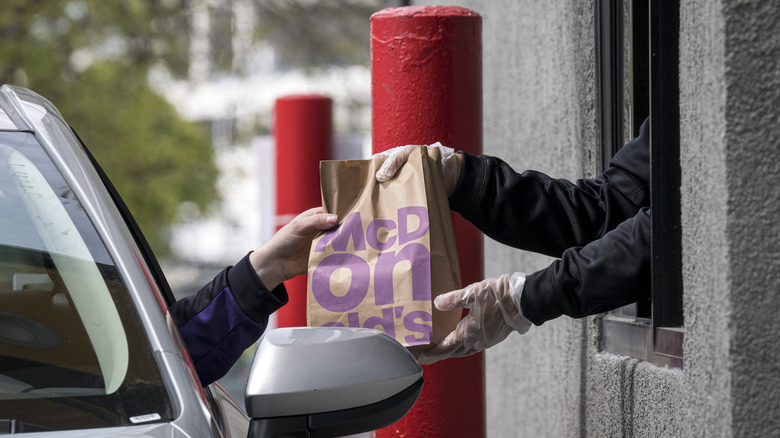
[373,142,461,196]
[418,272,531,365]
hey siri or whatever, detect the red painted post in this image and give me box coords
[274,95,333,328]
[371,6,485,438]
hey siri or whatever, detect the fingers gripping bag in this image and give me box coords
[307,146,462,356]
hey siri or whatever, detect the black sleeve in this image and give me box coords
[449,119,650,258]
[520,208,651,325]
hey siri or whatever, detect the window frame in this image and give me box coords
[596,0,625,171]
[598,0,684,368]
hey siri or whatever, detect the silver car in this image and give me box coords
[0,85,422,437]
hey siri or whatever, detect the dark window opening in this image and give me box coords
[598,0,683,368]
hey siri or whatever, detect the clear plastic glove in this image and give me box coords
[249,207,338,290]
[418,272,531,365]
[373,142,461,196]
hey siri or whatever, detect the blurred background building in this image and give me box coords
[157,0,387,269]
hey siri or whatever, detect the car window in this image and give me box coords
[0,131,173,432]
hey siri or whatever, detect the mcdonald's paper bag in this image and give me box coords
[307,146,462,355]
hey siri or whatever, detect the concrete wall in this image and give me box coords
[408,0,780,436]
[707,1,780,435]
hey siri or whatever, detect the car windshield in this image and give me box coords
[0,131,172,432]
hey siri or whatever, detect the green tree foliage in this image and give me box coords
[57,62,219,254]
[0,0,218,255]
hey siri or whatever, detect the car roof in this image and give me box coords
[0,84,66,132]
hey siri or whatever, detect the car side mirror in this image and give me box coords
[244,327,423,438]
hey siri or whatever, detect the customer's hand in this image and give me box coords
[373,142,462,196]
[418,272,531,365]
[249,207,338,290]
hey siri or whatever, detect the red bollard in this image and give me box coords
[274,95,333,328]
[371,6,485,438]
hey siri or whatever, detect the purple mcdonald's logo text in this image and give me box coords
[311,207,432,345]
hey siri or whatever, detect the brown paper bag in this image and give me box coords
[307,146,462,355]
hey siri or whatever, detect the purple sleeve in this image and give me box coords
[170,253,288,385]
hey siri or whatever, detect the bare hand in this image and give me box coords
[249,207,338,290]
